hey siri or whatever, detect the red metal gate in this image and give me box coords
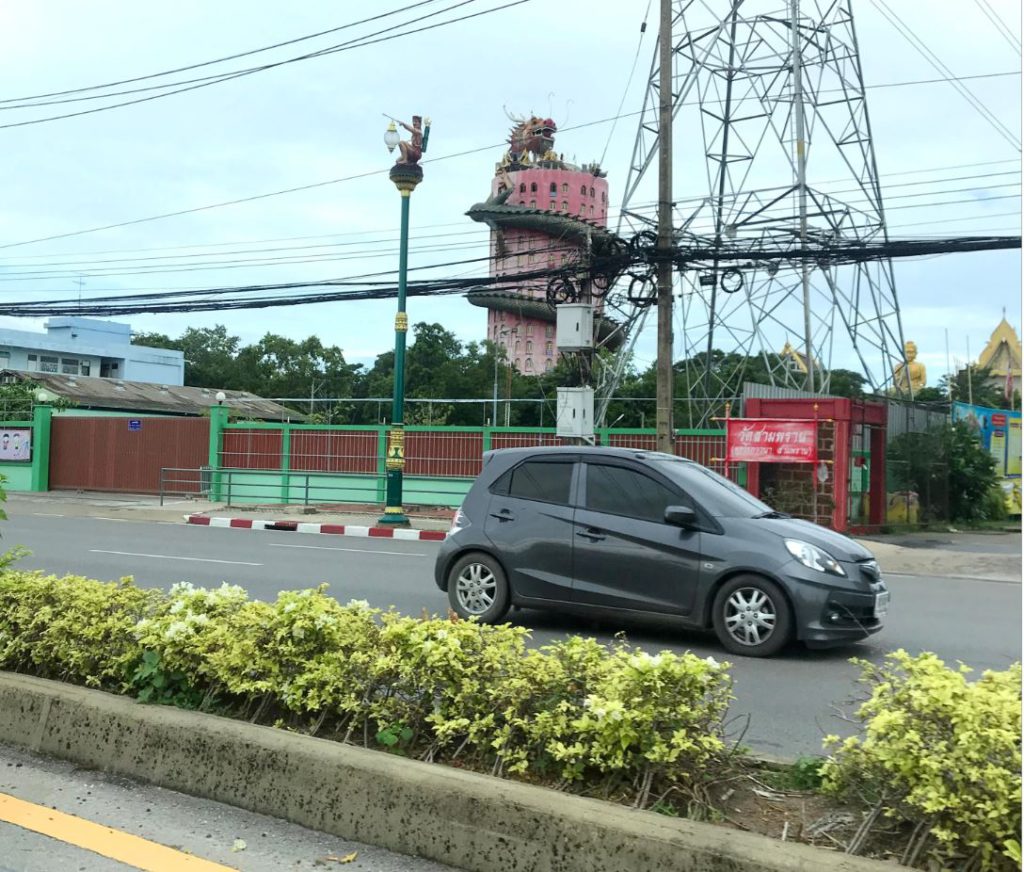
[49,416,209,493]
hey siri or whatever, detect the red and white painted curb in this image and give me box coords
[184,514,448,541]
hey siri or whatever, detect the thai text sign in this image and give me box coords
[726,418,817,464]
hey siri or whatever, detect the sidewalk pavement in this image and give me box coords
[5,491,1020,582]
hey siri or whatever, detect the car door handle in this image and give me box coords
[489,509,516,522]
[576,528,606,541]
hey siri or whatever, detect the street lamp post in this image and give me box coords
[379,115,429,526]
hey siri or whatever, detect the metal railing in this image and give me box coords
[160,466,390,508]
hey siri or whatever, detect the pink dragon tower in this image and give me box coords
[466,114,616,375]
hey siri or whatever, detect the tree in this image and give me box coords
[940,365,1006,410]
[888,421,999,524]
[177,326,241,388]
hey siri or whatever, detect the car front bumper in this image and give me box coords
[785,565,888,646]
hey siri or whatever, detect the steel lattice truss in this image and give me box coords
[612,0,908,426]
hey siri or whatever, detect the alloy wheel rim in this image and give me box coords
[724,587,777,647]
[455,563,497,614]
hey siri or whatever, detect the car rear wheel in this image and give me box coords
[712,575,792,657]
[447,552,510,623]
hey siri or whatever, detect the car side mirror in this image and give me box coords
[664,505,698,528]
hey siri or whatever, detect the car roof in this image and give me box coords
[482,445,698,464]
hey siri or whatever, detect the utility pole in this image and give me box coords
[655,0,674,453]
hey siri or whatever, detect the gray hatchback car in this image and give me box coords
[434,446,888,657]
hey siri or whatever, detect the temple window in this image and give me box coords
[561,183,568,193]
[561,201,568,211]
[530,182,538,193]
[519,183,526,193]
[580,185,586,195]
[549,182,557,194]
[525,358,534,371]
[589,187,595,197]
[549,200,556,210]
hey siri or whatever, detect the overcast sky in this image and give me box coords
[0,0,1019,389]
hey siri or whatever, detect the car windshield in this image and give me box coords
[651,459,776,518]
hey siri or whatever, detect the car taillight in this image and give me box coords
[449,506,470,533]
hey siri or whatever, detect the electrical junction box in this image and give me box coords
[556,304,594,352]
[556,387,594,439]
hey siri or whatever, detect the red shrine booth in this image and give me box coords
[739,396,888,533]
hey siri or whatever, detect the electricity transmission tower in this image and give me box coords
[613,0,908,427]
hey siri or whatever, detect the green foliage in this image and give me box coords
[0,379,75,419]
[0,571,159,688]
[129,649,204,708]
[888,422,1000,524]
[762,756,826,791]
[822,650,1022,871]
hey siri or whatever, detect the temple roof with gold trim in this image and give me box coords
[977,317,1022,377]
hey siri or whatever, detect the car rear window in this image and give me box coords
[496,460,574,505]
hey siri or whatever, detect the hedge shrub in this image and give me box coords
[0,571,732,809]
[822,650,1022,871]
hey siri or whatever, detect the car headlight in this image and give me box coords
[785,539,846,576]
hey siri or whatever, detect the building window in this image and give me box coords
[61,357,80,375]
[549,182,557,194]
[601,191,606,203]
[526,341,533,353]
[561,200,568,211]
[589,186,595,197]
[590,205,594,216]
[530,182,537,193]
[529,200,536,208]
[546,341,553,355]
[561,182,568,193]
[580,185,586,195]
[518,199,525,205]
[519,183,526,193]
[500,311,505,322]
[545,325,554,338]
[515,340,521,353]
[545,359,553,372]
[40,355,58,373]
[526,325,534,335]
[525,358,534,372]
[549,200,556,210]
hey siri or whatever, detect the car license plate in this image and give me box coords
[874,591,890,619]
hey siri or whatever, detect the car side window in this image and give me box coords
[585,463,682,523]
[498,460,574,505]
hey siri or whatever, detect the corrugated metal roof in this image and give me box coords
[3,370,304,421]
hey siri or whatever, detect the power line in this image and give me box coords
[0,0,444,104]
[599,0,651,167]
[972,0,1022,56]
[1,74,1017,252]
[869,0,1021,151]
[0,1,531,130]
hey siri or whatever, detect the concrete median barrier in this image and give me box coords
[0,672,890,872]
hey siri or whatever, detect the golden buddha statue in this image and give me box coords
[893,340,927,394]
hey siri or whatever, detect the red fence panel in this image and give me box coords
[291,430,377,474]
[405,431,485,477]
[49,416,209,493]
[222,430,282,469]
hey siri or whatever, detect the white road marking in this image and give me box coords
[32,513,64,517]
[90,550,263,566]
[93,517,132,522]
[268,543,428,557]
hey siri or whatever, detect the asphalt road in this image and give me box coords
[4,512,1021,758]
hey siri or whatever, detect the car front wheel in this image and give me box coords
[712,575,792,657]
[447,552,510,623]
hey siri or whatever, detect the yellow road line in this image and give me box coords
[0,791,238,872]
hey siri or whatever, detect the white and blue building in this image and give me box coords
[0,317,183,385]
